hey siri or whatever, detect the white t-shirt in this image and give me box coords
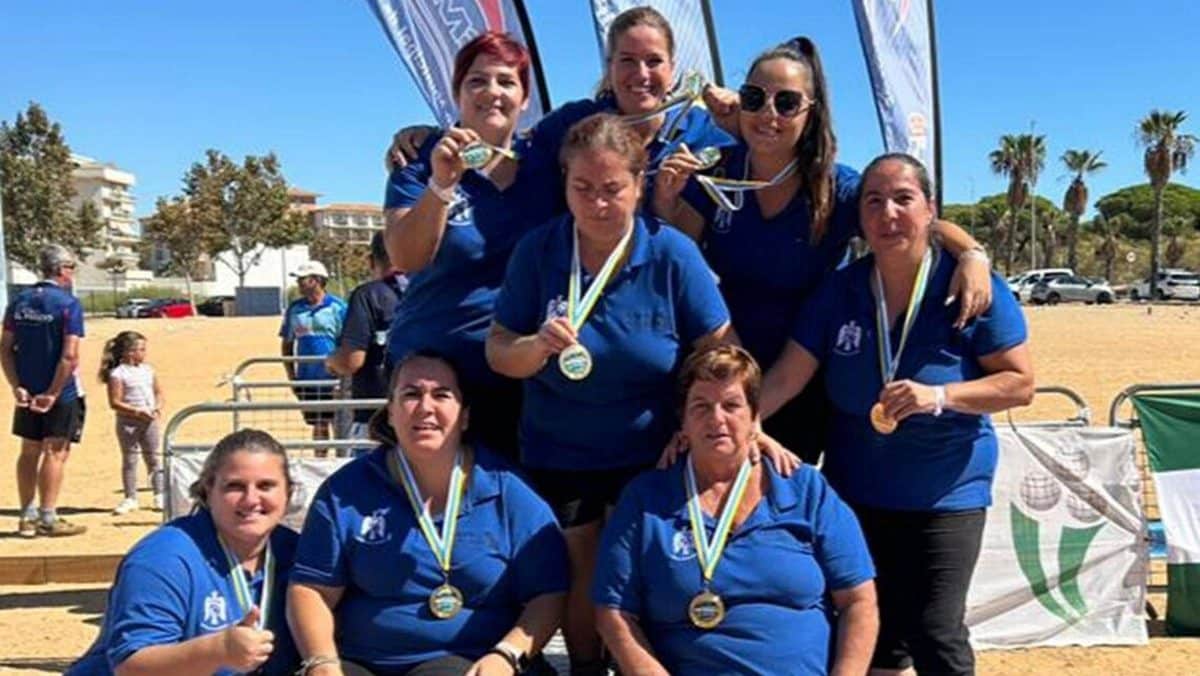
[110,363,156,412]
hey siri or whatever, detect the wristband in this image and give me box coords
[488,641,530,673]
[426,176,457,204]
[933,385,946,417]
[960,246,989,265]
[297,655,340,675]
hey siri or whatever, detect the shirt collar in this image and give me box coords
[665,459,798,526]
[549,213,654,273]
[364,445,502,513]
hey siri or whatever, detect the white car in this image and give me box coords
[1030,275,1115,304]
[1130,270,1200,301]
[1009,268,1074,303]
[116,298,153,318]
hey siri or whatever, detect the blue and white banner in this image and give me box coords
[589,0,723,87]
[366,0,550,130]
[852,0,940,200]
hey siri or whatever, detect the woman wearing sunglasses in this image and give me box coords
[653,38,994,465]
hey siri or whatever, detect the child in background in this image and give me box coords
[99,331,164,514]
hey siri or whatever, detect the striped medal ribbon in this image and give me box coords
[683,456,753,629]
[218,537,274,630]
[390,447,467,618]
[870,247,933,434]
[621,71,707,144]
[558,221,633,381]
[695,152,799,214]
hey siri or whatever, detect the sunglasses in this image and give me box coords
[738,84,814,118]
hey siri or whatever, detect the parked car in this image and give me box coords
[137,298,195,318]
[196,295,234,317]
[116,298,153,318]
[1030,275,1115,305]
[1130,269,1200,301]
[1009,268,1074,302]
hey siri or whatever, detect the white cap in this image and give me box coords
[291,261,329,279]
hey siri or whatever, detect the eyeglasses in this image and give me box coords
[738,84,814,118]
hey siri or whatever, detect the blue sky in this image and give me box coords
[1,1,1197,219]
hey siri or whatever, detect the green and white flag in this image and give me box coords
[1133,392,1200,636]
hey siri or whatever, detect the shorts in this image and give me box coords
[292,385,336,424]
[13,396,86,443]
[526,463,650,528]
[854,505,986,675]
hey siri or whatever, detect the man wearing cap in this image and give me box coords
[280,260,346,454]
[2,244,87,537]
[325,232,406,453]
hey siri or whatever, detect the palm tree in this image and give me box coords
[1061,149,1107,270]
[1018,134,1047,268]
[1137,110,1196,298]
[1163,216,1191,268]
[989,135,1025,273]
[1094,214,1124,283]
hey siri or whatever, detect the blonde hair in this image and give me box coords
[188,429,293,509]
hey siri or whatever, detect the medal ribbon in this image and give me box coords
[621,71,707,143]
[461,141,519,165]
[873,247,934,385]
[567,222,633,331]
[390,448,466,577]
[695,154,799,213]
[218,537,274,630]
[685,456,753,584]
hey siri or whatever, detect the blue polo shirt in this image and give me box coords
[383,136,560,391]
[69,510,299,676]
[280,293,346,381]
[291,446,568,675]
[792,249,1028,511]
[3,281,84,401]
[522,94,734,204]
[681,147,861,368]
[592,462,874,675]
[492,214,730,470]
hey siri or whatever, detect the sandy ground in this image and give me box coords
[0,307,1198,673]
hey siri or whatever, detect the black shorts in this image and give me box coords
[526,464,650,528]
[13,396,86,443]
[293,385,336,424]
[854,505,986,675]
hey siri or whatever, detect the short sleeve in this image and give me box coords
[670,234,730,343]
[969,272,1029,357]
[67,299,85,337]
[492,232,544,335]
[338,287,374,351]
[2,301,14,331]
[332,298,348,337]
[590,481,645,615]
[680,175,718,225]
[804,471,875,591]
[504,476,569,602]
[104,559,190,668]
[291,482,348,587]
[679,107,735,150]
[790,276,839,363]
[829,165,863,243]
[384,163,431,210]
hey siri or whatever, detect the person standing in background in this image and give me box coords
[280,260,346,455]
[326,231,407,449]
[2,244,87,537]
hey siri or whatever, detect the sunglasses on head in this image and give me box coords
[738,84,813,118]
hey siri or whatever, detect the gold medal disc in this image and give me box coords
[428,583,464,619]
[688,590,726,629]
[557,343,593,381]
[460,143,493,170]
[870,402,897,435]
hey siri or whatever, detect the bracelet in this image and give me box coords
[297,655,340,675]
[426,176,457,204]
[960,246,989,265]
[933,385,946,417]
[486,647,520,674]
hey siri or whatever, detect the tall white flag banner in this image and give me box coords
[590,0,723,87]
[365,0,550,130]
[851,0,940,201]
[967,424,1149,648]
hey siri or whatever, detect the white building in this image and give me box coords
[70,154,153,291]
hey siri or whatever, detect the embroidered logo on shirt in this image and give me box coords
[446,191,473,226]
[544,295,568,322]
[355,507,392,544]
[669,527,697,561]
[834,320,863,356]
[201,590,229,630]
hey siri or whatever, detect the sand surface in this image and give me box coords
[1,307,1198,672]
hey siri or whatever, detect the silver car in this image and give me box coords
[1030,275,1115,304]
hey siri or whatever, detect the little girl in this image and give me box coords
[99,330,165,514]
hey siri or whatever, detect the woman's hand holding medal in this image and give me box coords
[535,317,578,359]
[430,127,482,192]
[877,379,939,423]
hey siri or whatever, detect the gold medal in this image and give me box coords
[460,143,493,169]
[870,402,897,435]
[429,583,464,619]
[557,343,593,381]
[688,589,726,629]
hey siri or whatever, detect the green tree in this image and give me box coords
[142,196,218,310]
[1137,110,1196,297]
[184,149,311,290]
[1095,182,1200,237]
[0,102,102,268]
[1093,214,1124,282]
[1060,149,1106,270]
[1163,216,1193,268]
[309,234,371,298]
[989,135,1025,274]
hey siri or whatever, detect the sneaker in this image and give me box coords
[113,497,139,515]
[17,517,38,538]
[151,493,164,512]
[36,518,87,537]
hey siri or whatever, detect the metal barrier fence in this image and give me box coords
[1023,385,1092,427]
[222,355,354,440]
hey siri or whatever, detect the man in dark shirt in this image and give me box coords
[2,245,87,537]
[326,231,406,452]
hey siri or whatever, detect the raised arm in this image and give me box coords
[932,219,993,328]
[485,319,576,380]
